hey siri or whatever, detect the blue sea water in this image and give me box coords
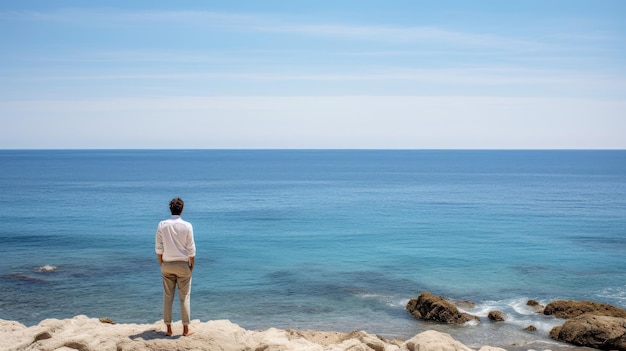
[1,150,625,349]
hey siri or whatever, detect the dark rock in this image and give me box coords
[524,325,537,332]
[33,331,52,341]
[549,314,626,351]
[99,317,116,324]
[544,300,626,319]
[526,299,545,313]
[488,310,505,322]
[406,292,480,324]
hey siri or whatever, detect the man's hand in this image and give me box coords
[189,256,195,271]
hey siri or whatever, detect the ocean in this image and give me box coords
[1,150,625,350]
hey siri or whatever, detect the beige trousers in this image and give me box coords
[161,261,192,325]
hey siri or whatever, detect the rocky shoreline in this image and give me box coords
[406,292,626,351]
[2,292,625,351]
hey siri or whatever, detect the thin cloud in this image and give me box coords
[261,22,545,50]
[0,8,253,27]
[2,8,550,51]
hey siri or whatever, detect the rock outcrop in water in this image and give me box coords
[546,299,626,351]
[544,300,626,319]
[526,299,544,313]
[406,292,480,324]
[549,314,626,351]
[487,311,505,322]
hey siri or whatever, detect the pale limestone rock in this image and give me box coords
[402,330,473,351]
[0,316,503,351]
[478,347,507,351]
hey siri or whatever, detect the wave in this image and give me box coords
[595,285,626,308]
[354,291,409,309]
[460,297,562,333]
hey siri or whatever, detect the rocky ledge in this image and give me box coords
[1,315,505,351]
[545,300,626,351]
[543,300,626,319]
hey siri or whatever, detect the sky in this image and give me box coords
[1,0,625,149]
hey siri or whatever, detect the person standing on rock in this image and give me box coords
[155,197,196,336]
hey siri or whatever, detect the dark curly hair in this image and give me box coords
[169,197,185,215]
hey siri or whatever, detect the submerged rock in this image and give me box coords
[544,300,626,319]
[549,314,626,351]
[406,292,480,324]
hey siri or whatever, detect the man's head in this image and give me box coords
[169,197,184,215]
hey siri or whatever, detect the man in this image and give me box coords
[155,197,196,336]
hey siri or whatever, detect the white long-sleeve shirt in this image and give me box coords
[155,215,196,262]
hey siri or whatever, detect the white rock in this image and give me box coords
[402,330,473,351]
[0,316,505,351]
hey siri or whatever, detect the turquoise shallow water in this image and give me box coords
[1,150,625,349]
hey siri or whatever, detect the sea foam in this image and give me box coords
[465,298,562,334]
[34,265,57,272]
